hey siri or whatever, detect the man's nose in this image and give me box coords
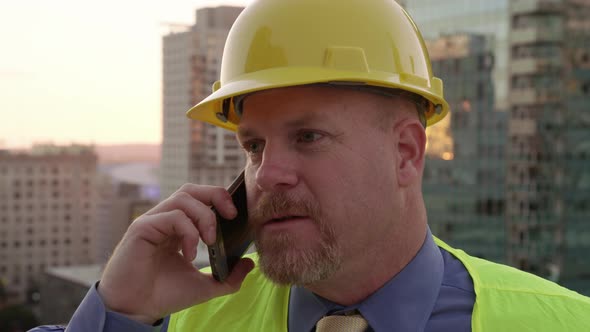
[255,144,298,192]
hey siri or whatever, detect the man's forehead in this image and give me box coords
[237,107,331,138]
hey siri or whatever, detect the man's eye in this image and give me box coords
[298,131,323,143]
[244,140,264,154]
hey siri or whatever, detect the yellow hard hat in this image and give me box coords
[187,0,449,130]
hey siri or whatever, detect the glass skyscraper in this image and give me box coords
[423,34,506,264]
[506,0,590,295]
[405,0,510,111]
[410,0,590,295]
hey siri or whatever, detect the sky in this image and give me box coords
[0,0,251,149]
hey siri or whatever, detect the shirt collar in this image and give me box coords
[288,228,444,332]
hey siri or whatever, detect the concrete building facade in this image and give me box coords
[40,265,101,324]
[0,145,97,304]
[161,29,194,199]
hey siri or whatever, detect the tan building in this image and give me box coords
[0,145,97,304]
[160,6,245,200]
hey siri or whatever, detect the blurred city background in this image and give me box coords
[1,0,589,329]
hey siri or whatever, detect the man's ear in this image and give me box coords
[394,119,426,187]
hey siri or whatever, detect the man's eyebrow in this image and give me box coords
[236,127,257,141]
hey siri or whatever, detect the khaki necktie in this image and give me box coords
[315,313,369,332]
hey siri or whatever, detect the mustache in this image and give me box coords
[249,192,321,225]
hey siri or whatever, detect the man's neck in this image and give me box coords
[304,220,428,306]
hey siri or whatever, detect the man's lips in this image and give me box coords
[266,215,308,223]
[261,215,313,231]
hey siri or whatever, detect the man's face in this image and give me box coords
[237,86,401,285]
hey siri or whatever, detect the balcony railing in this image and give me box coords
[509,87,562,105]
[510,57,562,75]
[511,26,563,44]
[511,0,564,14]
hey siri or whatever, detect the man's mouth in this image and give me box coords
[258,213,317,234]
[267,215,307,223]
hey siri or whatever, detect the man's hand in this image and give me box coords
[97,184,255,324]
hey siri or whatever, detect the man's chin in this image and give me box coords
[255,235,342,285]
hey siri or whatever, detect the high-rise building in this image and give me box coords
[507,0,590,294]
[0,145,97,304]
[404,0,511,110]
[161,6,245,265]
[423,34,506,263]
[161,6,244,200]
[161,27,194,199]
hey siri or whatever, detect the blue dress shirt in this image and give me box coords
[30,229,475,332]
[288,229,475,332]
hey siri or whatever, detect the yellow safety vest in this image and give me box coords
[169,237,590,331]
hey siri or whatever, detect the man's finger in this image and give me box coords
[144,192,219,245]
[147,184,238,222]
[133,210,200,260]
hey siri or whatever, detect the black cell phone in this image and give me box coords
[208,170,254,282]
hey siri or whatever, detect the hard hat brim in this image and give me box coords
[187,67,450,131]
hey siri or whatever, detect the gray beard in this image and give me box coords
[255,222,342,286]
[249,191,343,285]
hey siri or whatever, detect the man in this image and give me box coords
[32,0,590,331]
